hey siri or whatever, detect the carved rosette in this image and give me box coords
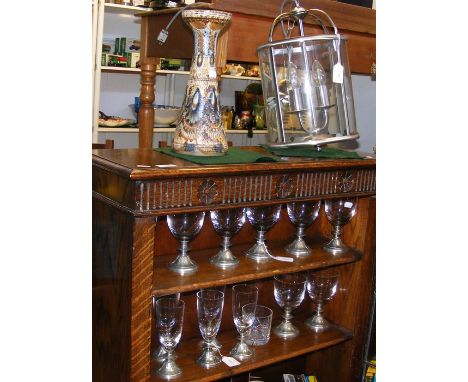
[337,171,355,192]
[198,179,218,205]
[276,175,293,198]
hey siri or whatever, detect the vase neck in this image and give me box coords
[189,25,220,79]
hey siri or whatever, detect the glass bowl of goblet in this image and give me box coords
[245,204,281,262]
[273,273,306,338]
[210,208,245,268]
[323,198,357,254]
[305,269,339,331]
[285,201,321,257]
[166,212,205,275]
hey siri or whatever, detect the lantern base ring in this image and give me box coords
[267,133,359,148]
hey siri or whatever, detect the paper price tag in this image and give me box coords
[333,63,344,84]
[222,356,241,367]
[344,201,353,208]
[155,164,177,168]
[273,256,294,263]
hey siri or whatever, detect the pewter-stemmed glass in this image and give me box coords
[323,198,357,254]
[154,298,185,379]
[167,212,205,274]
[285,201,321,257]
[230,284,258,360]
[305,269,339,331]
[273,273,306,338]
[152,293,181,363]
[210,208,245,268]
[245,205,282,262]
[196,289,225,368]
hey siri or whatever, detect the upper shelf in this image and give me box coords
[101,66,261,81]
[152,237,362,297]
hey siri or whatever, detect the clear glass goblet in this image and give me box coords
[285,201,321,257]
[305,269,339,331]
[152,293,181,363]
[196,289,225,368]
[230,284,258,360]
[154,297,185,379]
[273,273,306,338]
[245,205,282,262]
[323,198,357,254]
[167,212,205,275]
[210,208,245,268]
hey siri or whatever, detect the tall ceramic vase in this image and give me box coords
[172,9,231,156]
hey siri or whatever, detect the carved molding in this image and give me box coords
[135,168,376,213]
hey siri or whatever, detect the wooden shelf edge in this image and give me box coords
[153,239,362,297]
[150,321,352,382]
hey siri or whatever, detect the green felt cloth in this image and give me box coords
[155,147,281,165]
[260,145,364,159]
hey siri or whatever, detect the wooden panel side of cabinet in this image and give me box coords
[93,196,156,382]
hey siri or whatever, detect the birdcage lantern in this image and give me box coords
[257,0,359,148]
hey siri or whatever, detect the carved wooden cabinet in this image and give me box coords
[92,147,376,382]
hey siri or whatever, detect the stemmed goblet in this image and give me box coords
[305,269,339,331]
[285,201,321,257]
[210,208,245,268]
[245,205,282,262]
[167,212,205,274]
[273,273,306,338]
[196,289,225,368]
[152,293,181,363]
[230,284,258,360]
[154,297,185,379]
[323,198,357,254]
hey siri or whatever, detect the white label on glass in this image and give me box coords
[344,201,353,208]
[333,63,344,84]
[273,256,294,262]
[222,356,241,367]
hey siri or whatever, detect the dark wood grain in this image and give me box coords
[93,198,134,382]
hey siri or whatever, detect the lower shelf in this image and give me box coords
[151,320,352,382]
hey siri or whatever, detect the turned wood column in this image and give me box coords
[139,62,157,149]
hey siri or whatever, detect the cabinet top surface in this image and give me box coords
[92,147,375,180]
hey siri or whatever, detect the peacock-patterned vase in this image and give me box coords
[172,9,231,156]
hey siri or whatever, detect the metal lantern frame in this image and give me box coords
[257,0,359,148]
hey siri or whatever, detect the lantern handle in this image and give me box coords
[270,4,338,42]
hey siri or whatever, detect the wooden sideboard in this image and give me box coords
[136,0,376,149]
[92,147,376,382]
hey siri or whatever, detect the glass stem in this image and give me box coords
[316,301,324,318]
[257,229,266,244]
[239,331,246,345]
[332,224,342,241]
[297,225,305,240]
[283,307,293,323]
[222,234,231,251]
[179,237,189,256]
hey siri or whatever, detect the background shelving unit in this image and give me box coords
[92,1,375,151]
